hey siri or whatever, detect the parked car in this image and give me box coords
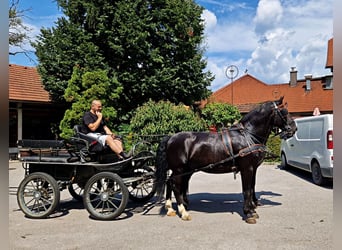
[280,114,333,185]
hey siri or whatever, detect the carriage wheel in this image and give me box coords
[83,172,129,220]
[128,165,156,202]
[17,172,60,219]
[68,183,84,201]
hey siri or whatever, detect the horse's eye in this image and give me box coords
[281,109,288,115]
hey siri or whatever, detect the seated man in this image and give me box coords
[83,99,130,160]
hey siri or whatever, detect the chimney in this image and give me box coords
[289,67,297,87]
[304,74,312,91]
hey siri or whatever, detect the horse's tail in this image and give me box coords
[155,135,171,201]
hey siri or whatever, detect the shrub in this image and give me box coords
[130,99,206,136]
[265,133,281,162]
[201,102,241,129]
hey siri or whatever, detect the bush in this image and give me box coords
[265,133,281,162]
[130,99,206,136]
[201,102,241,129]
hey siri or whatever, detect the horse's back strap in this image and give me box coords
[238,144,266,157]
[221,129,234,161]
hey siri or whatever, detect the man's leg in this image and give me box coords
[105,136,129,159]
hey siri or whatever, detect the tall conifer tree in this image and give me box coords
[33,0,213,133]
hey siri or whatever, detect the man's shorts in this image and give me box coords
[86,133,107,146]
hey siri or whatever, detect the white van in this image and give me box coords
[280,114,333,185]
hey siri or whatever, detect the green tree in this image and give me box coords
[33,17,106,102]
[201,102,241,129]
[130,99,206,136]
[59,67,122,138]
[33,0,213,123]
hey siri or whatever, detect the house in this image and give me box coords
[203,38,333,118]
[9,64,66,158]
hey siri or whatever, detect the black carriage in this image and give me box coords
[16,126,157,220]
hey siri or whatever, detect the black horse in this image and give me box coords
[155,97,297,224]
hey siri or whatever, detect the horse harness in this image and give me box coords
[219,124,266,178]
[217,101,287,176]
[168,124,267,180]
[220,100,288,161]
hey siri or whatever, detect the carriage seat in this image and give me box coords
[73,125,107,153]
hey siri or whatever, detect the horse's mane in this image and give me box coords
[239,101,271,123]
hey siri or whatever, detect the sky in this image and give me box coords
[9,0,333,91]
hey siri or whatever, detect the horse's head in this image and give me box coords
[272,97,297,139]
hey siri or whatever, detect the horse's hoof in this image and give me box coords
[245,217,257,224]
[181,214,192,221]
[252,212,259,219]
[167,210,177,216]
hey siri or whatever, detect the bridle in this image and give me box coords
[272,102,293,139]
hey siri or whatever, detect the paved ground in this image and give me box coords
[9,161,332,250]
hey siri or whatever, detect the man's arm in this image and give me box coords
[103,125,121,140]
[87,111,103,132]
[103,125,113,135]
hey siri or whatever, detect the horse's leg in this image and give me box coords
[240,167,258,224]
[181,173,192,210]
[251,166,262,208]
[165,179,176,216]
[173,175,191,221]
[250,167,260,219]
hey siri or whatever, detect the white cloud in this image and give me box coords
[203,0,333,91]
[9,22,40,54]
[245,0,332,84]
[201,9,217,31]
[205,21,258,53]
[247,28,296,83]
[284,0,332,18]
[295,35,331,76]
[201,8,258,53]
[254,0,283,35]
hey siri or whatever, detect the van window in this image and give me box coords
[295,119,323,140]
[309,120,323,139]
[296,121,309,139]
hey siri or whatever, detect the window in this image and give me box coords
[296,119,323,140]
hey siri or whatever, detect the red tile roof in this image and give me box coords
[9,64,51,102]
[326,38,333,69]
[205,74,332,114]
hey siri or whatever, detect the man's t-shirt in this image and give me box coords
[82,111,106,134]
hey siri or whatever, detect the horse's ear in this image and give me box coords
[276,96,284,105]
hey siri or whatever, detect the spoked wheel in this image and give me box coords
[17,172,60,219]
[83,172,129,220]
[128,165,156,202]
[68,182,85,201]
